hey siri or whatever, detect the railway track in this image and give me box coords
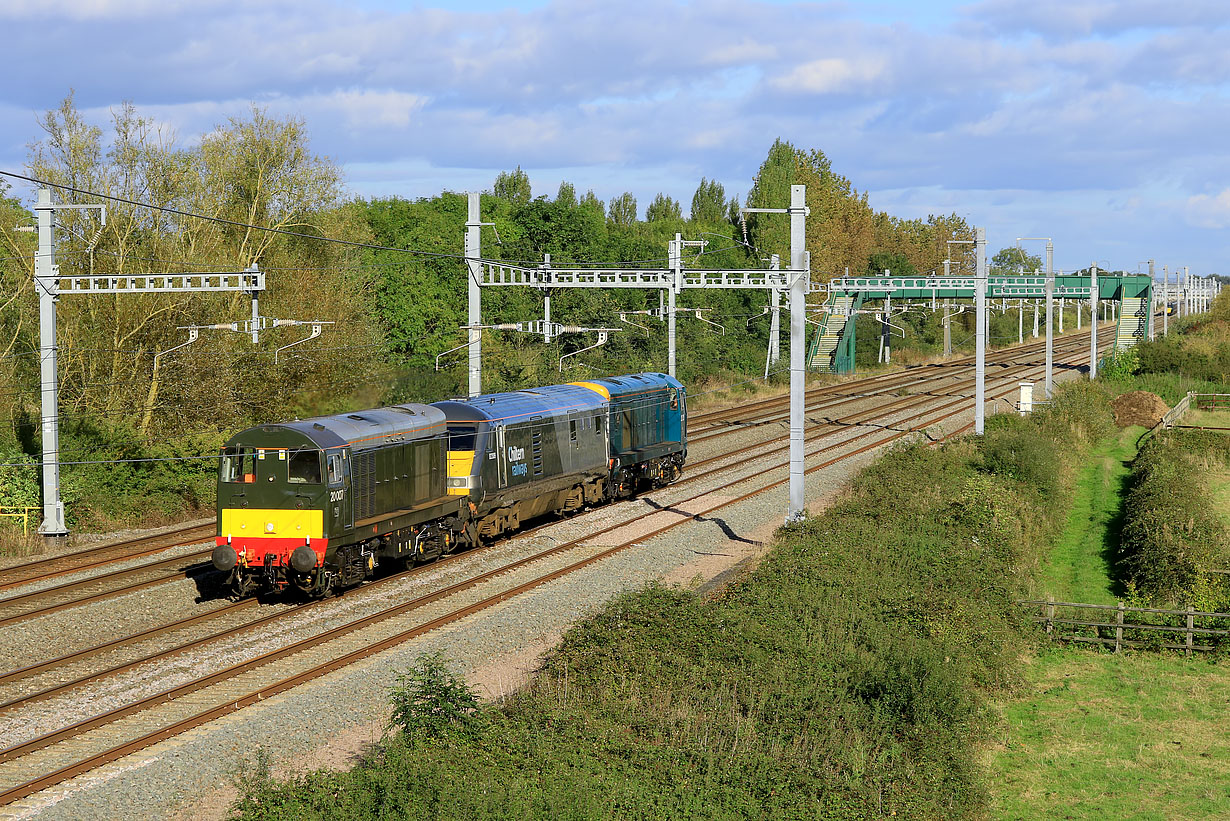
[0,330,1111,808]
[0,343,1079,716]
[685,326,1100,442]
[0,327,1110,627]
[0,323,1104,613]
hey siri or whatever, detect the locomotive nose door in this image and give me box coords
[327,450,353,532]
[495,424,508,489]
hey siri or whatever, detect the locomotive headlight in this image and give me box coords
[265,522,275,533]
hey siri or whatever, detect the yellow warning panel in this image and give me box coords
[220,508,323,538]
[568,381,610,399]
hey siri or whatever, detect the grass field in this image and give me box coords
[1214,468,1230,531]
[1038,426,1143,605]
[1179,408,1230,430]
[986,649,1230,820]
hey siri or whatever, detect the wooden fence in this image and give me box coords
[1160,392,1193,428]
[1022,599,1230,655]
[1192,393,1230,411]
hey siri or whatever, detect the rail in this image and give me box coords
[1023,599,1230,655]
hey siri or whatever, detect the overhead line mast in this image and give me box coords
[463,185,813,522]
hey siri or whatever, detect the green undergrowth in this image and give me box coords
[230,383,1114,820]
[1100,371,1228,405]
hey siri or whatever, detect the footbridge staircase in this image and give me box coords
[807,291,863,374]
[1114,293,1150,352]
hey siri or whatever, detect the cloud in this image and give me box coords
[965,0,1230,39]
[1185,189,1230,229]
[770,57,889,94]
[4,0,1230,270]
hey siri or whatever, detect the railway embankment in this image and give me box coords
[229,382,1115,819]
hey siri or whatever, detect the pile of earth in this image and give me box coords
[1110,391,1170,428]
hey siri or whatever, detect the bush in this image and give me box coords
[1099,347,1140,378]
[388,653,486,743]
[1118,431,1230,608]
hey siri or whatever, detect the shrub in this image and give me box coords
[1118,431,1230,607]
[388,653,486,743]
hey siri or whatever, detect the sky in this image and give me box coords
[2,0,1229,275]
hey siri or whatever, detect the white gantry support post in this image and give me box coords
[1045,240,1054,399]
[975,226,987,435]
[943,299,952,357]
[248,265,261,343]
[769,254,781,367]
[944,257,952,357]
[1163,265,1169,337]
[541,253,552,343]
[1184,266,1191,316]
[788,184,809,522]
[34,189,66,539]
[668,234,680,378]
[1089,262,1099,379]
[885,289,895,366]
[466,192,482,397]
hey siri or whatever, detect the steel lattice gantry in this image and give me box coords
[475,261,792,291]
[33,188,265,538]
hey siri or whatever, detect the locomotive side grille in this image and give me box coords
[354,452,375,519]
[532,430,543,477]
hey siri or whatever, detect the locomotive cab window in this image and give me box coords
[570,420,577,442]
[327,453,343,485]
[669,388,679,410]
[448,425,477,451]
[221,448,256,483]
[288,448,322,484]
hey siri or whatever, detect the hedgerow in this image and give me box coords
[1118,430,1230,609]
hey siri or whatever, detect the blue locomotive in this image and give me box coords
[211,373,686,597]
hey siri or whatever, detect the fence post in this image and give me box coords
[1046,596,1055,637]
[1115,601,1125,653]
[1186,606,1194,657]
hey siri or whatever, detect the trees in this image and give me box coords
[991,247,1042,275]
[607,192,638,226]
[20,95,380,442]
[745,139,971,280]
[645,193,682,223]
[690,178,726,223]
[493,166,531,205]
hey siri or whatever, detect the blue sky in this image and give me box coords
[2,0,1229,274]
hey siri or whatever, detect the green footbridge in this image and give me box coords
[806,273,1153,374]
